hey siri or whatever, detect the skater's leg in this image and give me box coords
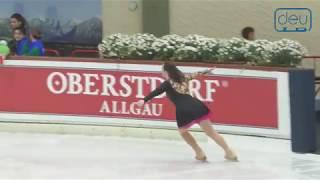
[178,128,206,160]
[199,120,238,161]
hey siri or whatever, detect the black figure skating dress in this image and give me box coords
[144,73,211,129]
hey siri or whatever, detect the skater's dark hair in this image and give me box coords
[163,62,185,83]
[10,13,27,28]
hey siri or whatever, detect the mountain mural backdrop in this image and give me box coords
[0,0,102,45]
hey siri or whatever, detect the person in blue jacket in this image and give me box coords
[13,27,29,55]
[26,29,45,56]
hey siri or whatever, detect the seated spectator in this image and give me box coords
[9,13,28,54]
[26,29,45,56]
[10,13,27,30]
[13,27,29,56]
[241,27,255,41]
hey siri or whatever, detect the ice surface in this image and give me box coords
[0,132,319,179]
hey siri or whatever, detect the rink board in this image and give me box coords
[0,58,311,139]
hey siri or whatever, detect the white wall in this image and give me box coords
[169,0,319,55]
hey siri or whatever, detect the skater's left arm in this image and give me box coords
[142,81,170,103]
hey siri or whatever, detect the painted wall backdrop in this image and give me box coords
[0,0,102,45]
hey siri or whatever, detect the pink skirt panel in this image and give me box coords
[181,112,212,129]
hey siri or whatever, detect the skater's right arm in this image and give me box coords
[143,81,170,103]
[185,67,215,81]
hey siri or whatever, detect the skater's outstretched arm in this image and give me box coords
[142,81,170,103]
[186,67,215,81]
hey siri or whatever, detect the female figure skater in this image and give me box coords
[137,63,238,161]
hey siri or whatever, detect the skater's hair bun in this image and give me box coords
[163,62,185,83]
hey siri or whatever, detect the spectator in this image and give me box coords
[26,29,45,56]
[9,13,28,54]
[13,27,29,56]
[10,13,27,30]
[241,27,255,41]
[98,44,106,59]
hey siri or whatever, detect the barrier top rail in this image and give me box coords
[304,56,320,59]
[4,55,298,72]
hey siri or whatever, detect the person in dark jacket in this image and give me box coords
[8,13,28,54]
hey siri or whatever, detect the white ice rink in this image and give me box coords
[0,131,319,180]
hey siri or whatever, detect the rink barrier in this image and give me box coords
[0,57,316,152]
[289,70,317,153]
[0,122,207,141]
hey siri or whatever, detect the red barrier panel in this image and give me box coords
[0,66,278,128]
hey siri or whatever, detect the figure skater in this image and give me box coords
[137,62,238,161]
